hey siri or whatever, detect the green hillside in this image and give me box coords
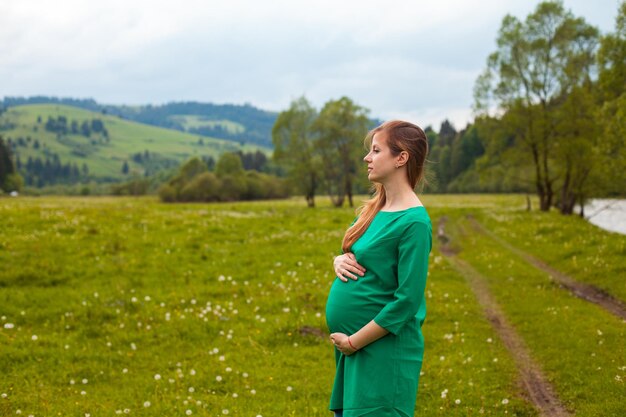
[0,104,269,185]
[0,97,278,148]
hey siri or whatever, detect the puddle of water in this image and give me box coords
[580,199,626,235]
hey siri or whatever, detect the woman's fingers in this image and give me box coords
[337,271,348,282]
[345,259,365,276]
[345,253,366,272]
[336,267,356,281]
[334,253,365,282]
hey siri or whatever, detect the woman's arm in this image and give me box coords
[330,320,389,355]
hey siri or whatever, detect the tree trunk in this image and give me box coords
[306,173,316,207]
[345,175,353,207]
[531,143,550,211]
[560,165,572,214]
[578,194,585,218]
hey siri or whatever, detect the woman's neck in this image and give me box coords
[381,180,421,210]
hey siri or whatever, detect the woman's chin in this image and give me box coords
[368,172,382,183]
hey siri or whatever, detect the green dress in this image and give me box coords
[325,206,432,417]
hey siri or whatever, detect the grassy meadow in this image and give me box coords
[0,194,624,416]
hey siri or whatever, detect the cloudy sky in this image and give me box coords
[0,0,620,129]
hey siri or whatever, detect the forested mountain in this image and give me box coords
[0,104,266,187]
[1,97,278,148]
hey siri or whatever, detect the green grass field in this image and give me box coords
[0,194,624,416]
[0,104,268,180]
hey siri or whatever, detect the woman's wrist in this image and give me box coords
[347,336,358,351]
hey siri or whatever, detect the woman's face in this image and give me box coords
[363,131,397,183]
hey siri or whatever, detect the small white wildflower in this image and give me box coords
[144,401,151,407]
[502,398,509,405]
[154,374,161,380]
[455,399,461,404]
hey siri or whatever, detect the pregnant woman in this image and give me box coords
[325,120,432,417]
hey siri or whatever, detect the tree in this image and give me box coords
[122,161,129,174]
[596,2,626,198]
[215,152,244,177]
[438,120,457,147]
[313,97,370,207]
[475,0,599,211]
[272,96,320,207]
[0,136,15,189]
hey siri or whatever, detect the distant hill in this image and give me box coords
[0,104,267,186]
[1,96,278,148]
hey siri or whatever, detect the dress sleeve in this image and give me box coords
[373,219,432,335]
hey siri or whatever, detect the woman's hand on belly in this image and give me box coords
[333,252,366,282]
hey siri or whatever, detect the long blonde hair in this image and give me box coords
[341,120,428,253]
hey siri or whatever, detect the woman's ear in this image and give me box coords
[397,151,410,166]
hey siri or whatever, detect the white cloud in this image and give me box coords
[0,0,620,128]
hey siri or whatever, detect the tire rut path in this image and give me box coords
[466,215,626,321]
[438,216,571,417]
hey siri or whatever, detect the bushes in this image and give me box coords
[110,177,151,196]
[159,155,289,203]
[180,172,221,202]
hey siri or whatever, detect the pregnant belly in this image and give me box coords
[325,277,387,335]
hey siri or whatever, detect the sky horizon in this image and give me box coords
[1,0,621,131]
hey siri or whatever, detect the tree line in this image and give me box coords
[157,152,288,202]
[474,0,626,214]
[43,115,109,139]
[20,154,88,187]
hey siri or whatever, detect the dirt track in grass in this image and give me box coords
[467,215,626,322]
[438,216,571,417]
